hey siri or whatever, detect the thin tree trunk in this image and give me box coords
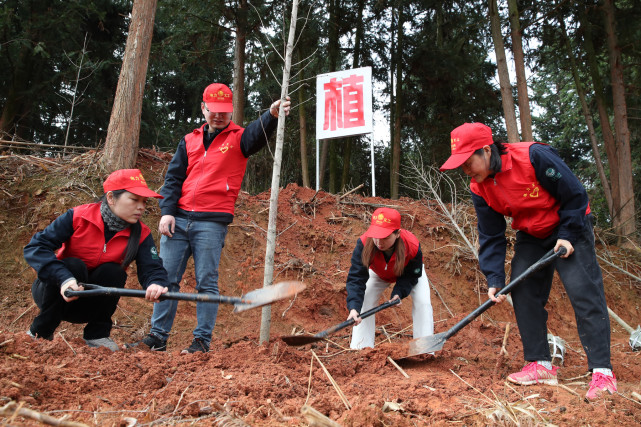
[259,0,299,345]
[580,10,621,226]
[602,0,636,240]
[390,2,403,200]
[64,33,90,153]
[488,0,519,142]
[319,139,329,189]
[389,3,396,196]
[232,0,248,126]
[507,0,532,141]
[0,36,34,139]
[340,0,365,191]
[297,51,310,188]
[101,0,157,172]
[319,0,341,191]
[559,18,613,216]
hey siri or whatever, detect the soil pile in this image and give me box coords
[1,150,640,426]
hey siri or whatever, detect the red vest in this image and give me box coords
[470,142,589,239]
[177,122,248,214]
[56,203,151,270]
[359,229,420,282]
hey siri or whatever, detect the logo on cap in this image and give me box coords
[373,213,392,225]
[210,90,230,102]
[130,173,146,184]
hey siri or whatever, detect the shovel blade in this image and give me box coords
[281,335,323,346]
[406,332,448,357]
[233,281,306,312]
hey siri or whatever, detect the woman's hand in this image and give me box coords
[347,309,362,325]
[389,294,401,305]
[145,284,168,302]
[488,287,507,304]
[60,280,84,302]
[554,239,573,258]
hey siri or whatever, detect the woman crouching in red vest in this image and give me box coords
[24,169,169,351]
[345,208,434,349]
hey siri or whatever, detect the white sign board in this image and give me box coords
[315,67,373,140]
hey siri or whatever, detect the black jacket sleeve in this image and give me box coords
[345,239,369,313]
[391,245,424,299]
[529,144,589,244]
[134,234,169,289]
[472,192,508,289]
[159,138,188,216]
[23,209,76,286]
[240,110,278,157]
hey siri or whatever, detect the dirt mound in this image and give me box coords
[1,151,640,426]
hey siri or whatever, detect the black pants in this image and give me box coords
[510,215,611,370]
[30,258,127,340]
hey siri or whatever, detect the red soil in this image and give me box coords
[1,151,640,426]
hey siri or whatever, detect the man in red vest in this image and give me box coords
[131,83,290,354]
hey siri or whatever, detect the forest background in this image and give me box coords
[1,0,640,242]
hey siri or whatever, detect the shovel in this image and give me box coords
[406,247,566,357]
[64,281,306,313]
[606,307,641,351]
[281,299,401,346]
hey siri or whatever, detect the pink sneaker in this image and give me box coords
[586,373,617,400]
[507,362,558,385]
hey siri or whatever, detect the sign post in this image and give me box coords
[315,67,373,194]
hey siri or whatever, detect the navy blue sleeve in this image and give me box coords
[391,245,423,299]
[240,110,278,157]
[159,138,188,216]
[23,209,76,286]
[472,192,508,289]
[345,239,369,312]
[135,234,169,289]
[529,144,589,243]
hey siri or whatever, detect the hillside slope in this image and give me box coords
[1,151,640,426]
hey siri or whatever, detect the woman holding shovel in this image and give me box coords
[23,169,169,351]
[346,207,434,349]
[439,122,616,400]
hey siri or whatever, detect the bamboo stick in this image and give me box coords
[387,356,410,378]
[311,350,351,410]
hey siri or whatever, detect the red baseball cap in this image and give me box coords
[363,208,401,238]
[203,83,234,113]
[439,122,494,171]
[103,169,163,199]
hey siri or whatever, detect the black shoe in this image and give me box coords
[126,333,167,351]
[181,337,209,354]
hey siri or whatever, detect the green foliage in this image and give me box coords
[1,0,638,210]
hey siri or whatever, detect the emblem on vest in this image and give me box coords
[523,182,540,198]
[219,142,231,153]
[151,247,159,259]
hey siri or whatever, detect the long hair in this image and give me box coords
[361,231,406,276]
[101,190,141,268]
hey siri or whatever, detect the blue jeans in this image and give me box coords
[150,216,228,345]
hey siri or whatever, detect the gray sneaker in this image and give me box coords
[85,337,120,351]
